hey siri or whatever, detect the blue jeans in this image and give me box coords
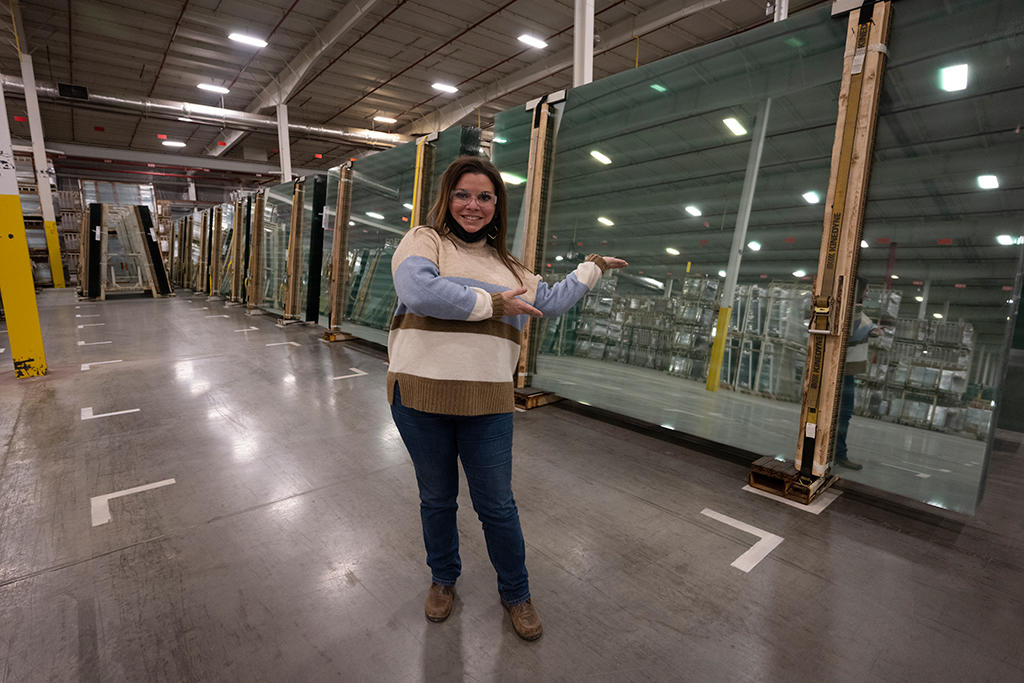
[390,384,530,606]
[835,374,856,461]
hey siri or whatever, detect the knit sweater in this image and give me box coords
[387,226,608,415]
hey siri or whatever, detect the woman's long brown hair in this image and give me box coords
[426,155,527,285]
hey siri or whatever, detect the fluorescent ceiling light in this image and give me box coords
[915,296,924,302]
[374,116,397,123]
[650,84,667,93]
[493,137,507,144]
[978,175,999,189]
[555,256,563,261]
[178,117,194,123]
[500,172,525,185]
[803,191,820,203]
[747,241,761,251]
[891,274,899,279]
[518,35,547,49]
[162,141,186,147]
[940,64,968,92]
[590,150,612,164]
[665,247,680,256]
[403,203,414,210]
[997,235,1015,245]
[723,118,746,136]
[685,206,701,217]
[718,270,727,278]
[432,83,458,93]
[197,83,230,94]
[349,221,355,226]
[366,212,384,220]
[861,240,869,248]
[598,217,614,226]
[933,313,944,319]
[793,269,807,278]
[229,33,268,48]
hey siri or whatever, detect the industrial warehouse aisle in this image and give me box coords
[0,290,1022,683]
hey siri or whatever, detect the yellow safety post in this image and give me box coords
[0,72,47,377]
[705,308,732,391]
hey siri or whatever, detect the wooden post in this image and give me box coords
[516,101,557,389]
[796,2,892,478]
[247,191,266,311]
[411,136,436,227]
[210,205,223,296]
[282,179,306,322]
[324,166,355,340]
[230,199,245,302]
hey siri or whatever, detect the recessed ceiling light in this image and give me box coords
[723,118,746,136]
[939,64,968,92]
[197,83,230,94]
[162,141,186,147]
[997,235,1015,245]
[555,256,563,261]
[793,269,807,278]
[598,217,614,226]
[718,270,727,278]
[432,83,458,93]
[978,175,999,189]
[349,221,355,226]
[518,35,547,49]
[861,240,869,248]
[747,241,761,251]
[891,274,899,279]
[666,247,679,255]
[685,206,701,217]
[803,191,820,203]
[366,211,384,220]
[403,203,414,210]
[229,33,268,48]
[500,172,526,185]
[933,313,944,319]
[590,150,611,164]
[374,116,397,123]
[650,84,667,93]
[915,296,924,302]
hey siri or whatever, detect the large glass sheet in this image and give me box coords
[260,184,293,316]
[319,167,341,328]
[531,5,847,456]
[836,0,1024,513]
[189,211,201,289]
[491,106,532,257]
[218,203,235,297]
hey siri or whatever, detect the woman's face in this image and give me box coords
[449,172,496,234]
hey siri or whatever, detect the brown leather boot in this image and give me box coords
[501,598,543,641]
[425,583,454,622]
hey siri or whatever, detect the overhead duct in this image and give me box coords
[0,75,412,150]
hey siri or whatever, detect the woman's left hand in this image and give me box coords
[601,257,628,269]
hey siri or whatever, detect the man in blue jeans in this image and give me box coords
[835,279,881,470]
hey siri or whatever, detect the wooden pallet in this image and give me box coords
[748,456,837,506]
[322,330,357,342]
[514,387,562,410]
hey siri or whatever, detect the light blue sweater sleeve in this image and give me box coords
[393,255,482,320]
[532,259,605,317]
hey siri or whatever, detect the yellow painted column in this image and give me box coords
[705,307,732,391]
[0,72,47,378]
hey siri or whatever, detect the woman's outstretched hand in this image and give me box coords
[601,257,628,269]
[502,287,543,317]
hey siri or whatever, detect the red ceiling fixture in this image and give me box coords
[938,238,953,245]
[1003,286,1013,291]
[217,141,226,146]
[955,283,967,289]
[785,237,796,243]
[94,126,104,132]
[157,134,167,140]
[315,153,323,159]
[14,116,26,122]
[877,237,891,244]
[700,239,708,245]
[913,280,924,285]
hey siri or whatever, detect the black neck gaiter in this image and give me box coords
[446,211,492,244]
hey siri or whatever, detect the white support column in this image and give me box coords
[918,279,930,319]
[573,0,594,87]
[277,103,292,183]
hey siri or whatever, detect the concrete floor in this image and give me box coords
[1,289,1023,682]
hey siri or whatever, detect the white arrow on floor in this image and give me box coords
[91,478,176,526]
[205,315,230,318]
[81,406,140,420]
[235,326,259,332]
[333,368,368,380]
[77,341,112,346]
[266,341,301,347]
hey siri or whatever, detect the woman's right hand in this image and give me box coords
[502,287,542,317]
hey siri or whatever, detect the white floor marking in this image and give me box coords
[77,340,112,346]
[81,406,141,420]
[879,462,930,478]
[333,367,368,380]
[91,478,176,526]
[267,342,301,347]
[514,407,526,413]
[665,408,706,417]
[742,485,841,515]
[700,508,784,573]
[81,360,122,371]
[205,314,229,318]
[892,459,952,473]
[558,381,578,385]
[235,326,259,332]
[191,307,209,310]
[76,314,100,318]
[77,323,106,329]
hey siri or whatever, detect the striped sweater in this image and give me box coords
[387,226,607,415]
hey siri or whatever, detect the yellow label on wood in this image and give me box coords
[0,194,48,377]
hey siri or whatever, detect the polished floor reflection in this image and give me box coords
[0,290,1021,682]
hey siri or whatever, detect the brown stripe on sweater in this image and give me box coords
[388,372,515,415]
[390,313,522,345]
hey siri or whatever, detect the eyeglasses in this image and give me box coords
[450,189,497,206]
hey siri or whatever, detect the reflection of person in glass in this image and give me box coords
[835,278,881,470]
[387,156,627,640]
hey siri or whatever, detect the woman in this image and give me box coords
[388,155,627,641]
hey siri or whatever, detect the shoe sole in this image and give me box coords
[501,600,542,641]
